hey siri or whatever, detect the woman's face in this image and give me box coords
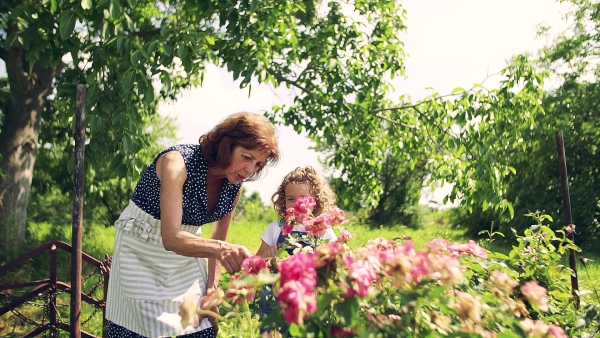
[224,146,269,184]
[284,183,313,211]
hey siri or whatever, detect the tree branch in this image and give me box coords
[369,93,459,114]
[369,72,499,114]
[374,112,415,130]
[265,67,309,93]
[0,46,7,62]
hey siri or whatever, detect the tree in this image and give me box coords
[325,128,427,228]
[0,0,408,254]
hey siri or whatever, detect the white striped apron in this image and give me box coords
[106,200,212,337]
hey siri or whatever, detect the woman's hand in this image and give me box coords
[218,242,252,274]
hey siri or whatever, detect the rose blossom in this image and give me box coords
[427,238,451,253]
[281,223,293,235]
[548,325,568,338]
[521,281,549,312]
[241,256,267,275]
[447,240,488,259]
[451,291,482,323]
[226,274,256,305]
[335,230,354,243]
[278,280,317,324]
[489,270,519,294]
[294,196,316,223]
[200,287,224,310]
[179,294,200,328]
[306,213,333,236]
[329,206,346,224]
[314,241,343,268]
[279,252,317,288]
[342,254,376,297]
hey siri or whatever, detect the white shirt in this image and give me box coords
[260,220,338,247]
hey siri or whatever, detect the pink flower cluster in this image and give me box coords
[226,256,267,305]
[278,253,318,324]
[521,280,549,312]
[286,196,316,224]
[283,196,345,237]
[360,239,465,289]
[241,255,267,275]
[520,318,567,337]
[427,238,488,259]
[340,254,377,297]
[227,274,257,305]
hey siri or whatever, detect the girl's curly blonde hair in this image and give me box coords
[271,166,337,218]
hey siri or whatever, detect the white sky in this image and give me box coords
[160,0,571,206]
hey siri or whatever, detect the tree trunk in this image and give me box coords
[0,39,56,256]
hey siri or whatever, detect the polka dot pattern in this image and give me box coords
[107,321,217,338]
[131,144,241,225]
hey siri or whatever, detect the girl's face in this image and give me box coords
[224,146,269,184]
[284,183,313,211]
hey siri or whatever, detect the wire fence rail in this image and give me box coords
[0,240,111,337]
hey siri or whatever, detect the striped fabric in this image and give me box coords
[106,200,212,337]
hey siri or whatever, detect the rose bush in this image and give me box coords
[181,206,600,337]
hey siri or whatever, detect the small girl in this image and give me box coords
[256,166,337,258]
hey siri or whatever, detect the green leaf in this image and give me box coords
[81,0,92,10]
[67,154,75,173]
[205,35,215,46]
[144,86,155,104]
[334,296,359,326]
[177,45,188,59]
[59,11,77,40]
[50,0,58,14]
[121,70,134,92]
[452,87,466,94]
[507,201,514,219]
[130,50,142,64]
[110,1,122,19]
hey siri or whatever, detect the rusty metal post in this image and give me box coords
[556,131,580,308]
[50,244,58,337]
[71,84,87,338]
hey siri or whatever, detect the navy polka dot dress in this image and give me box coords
[105,144,241,338]
[132,144,241,225]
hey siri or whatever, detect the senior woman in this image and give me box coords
[106,112,280,338]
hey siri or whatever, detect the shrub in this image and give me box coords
[183,208,600,337]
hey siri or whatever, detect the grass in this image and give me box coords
[204,209,464,253]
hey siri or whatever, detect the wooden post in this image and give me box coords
[71,84,87,338]
[556,131,580,308]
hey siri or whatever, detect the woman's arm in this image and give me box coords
[206,187,243,290]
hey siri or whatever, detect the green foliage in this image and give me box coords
[451,0,600,251]
[317,53,547,219]
[330,147,426,229]
[29,111,177,226]
[235,191,278,224]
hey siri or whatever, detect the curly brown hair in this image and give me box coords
[271,166,337,218]
[199,112,280,181]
